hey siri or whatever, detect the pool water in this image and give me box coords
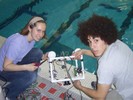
[0,0,133,73]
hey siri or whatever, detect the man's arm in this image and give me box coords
[81,49,94,57]
[72,49,94,59]
[73,80,111,100]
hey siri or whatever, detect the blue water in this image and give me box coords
[0,0,133,73]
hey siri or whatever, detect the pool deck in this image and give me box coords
[38,60,96,99]
[0,36,96,99]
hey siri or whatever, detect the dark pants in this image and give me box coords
[0,48,43,100]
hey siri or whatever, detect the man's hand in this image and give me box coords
[72,50,83,59]
[73,80,82,90]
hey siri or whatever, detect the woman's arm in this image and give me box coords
[3,57,38,71]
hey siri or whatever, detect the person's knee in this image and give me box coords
[17,48,43,65]
[33,48,43,61]
[31,48,43,58]
[28,48,43,62]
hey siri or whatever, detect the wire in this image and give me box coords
[17,82,55,100]
[0,74,9,98]
[64,85,75,100]
[0,74,7,87]
[64,60,83,100]
[49,56,83,99]
[79,90,83,100]
[64,61,74,84]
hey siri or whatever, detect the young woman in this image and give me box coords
[73,14,133,100]
[0,16,48,100]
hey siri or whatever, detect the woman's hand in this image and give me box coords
[42,52,48,61]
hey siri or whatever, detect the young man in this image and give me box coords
[72,14,133,100]
[0,16,48,100]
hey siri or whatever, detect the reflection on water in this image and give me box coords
[122,37,133,49]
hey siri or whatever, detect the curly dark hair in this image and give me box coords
[76,14,118,46]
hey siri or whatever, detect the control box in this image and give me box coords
[48,49,85,83]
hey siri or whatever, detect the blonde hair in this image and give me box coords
[20,16,46,36]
